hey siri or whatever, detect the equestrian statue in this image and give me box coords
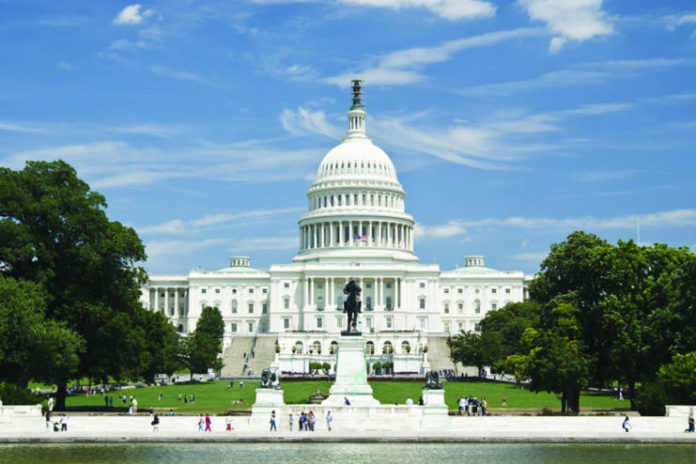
[341,279,362,335]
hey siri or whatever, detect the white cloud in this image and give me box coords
[113,4,156,25]
[572,170,635,183]
[664,13,696,31]
[339,0,496,20]
[462,58,688,96]
[517,0,613,53]
[323,28,544,86]
[415,221,467,240]
[0,121,53,134]
[416,210,696,243]
[280,107,343,139]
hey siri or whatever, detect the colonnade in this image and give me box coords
[302,276,403,311]
[150,287,189,317]
[300,220,413,251]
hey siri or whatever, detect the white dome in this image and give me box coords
[316,137,397,182]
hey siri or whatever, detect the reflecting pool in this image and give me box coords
[1,443,695,464]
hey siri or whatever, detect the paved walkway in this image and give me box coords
[2,415,695,443]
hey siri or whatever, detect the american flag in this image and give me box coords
[354,234,367,243]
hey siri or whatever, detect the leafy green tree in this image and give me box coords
[516,303,590,412]
[0,160,170,408]
[657,352,696,404]
[447,330,502,377]
[0,276,83,387]
[478,301,541,371]
[182,306,224,379]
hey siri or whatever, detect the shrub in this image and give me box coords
[634,382,667,416]
[0,383,43,406]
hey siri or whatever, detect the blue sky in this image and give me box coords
[1,0,695,275]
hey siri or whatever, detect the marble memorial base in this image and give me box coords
[249,388,285,429]
[322,335,379,407]
[420,388,449,428]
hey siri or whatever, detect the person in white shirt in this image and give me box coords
[405,397,414,406]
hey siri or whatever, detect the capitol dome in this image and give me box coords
[295,80,417,263]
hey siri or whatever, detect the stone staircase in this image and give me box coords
[426,336,459,372]
[220,335,277,378]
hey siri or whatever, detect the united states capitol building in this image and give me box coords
[141,82,533,376]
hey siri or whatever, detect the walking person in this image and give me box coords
[289,413,294,431]
[151,414,160,432]
[198,414,204,431]
[270,410,277,431]
[622,416,631,432]
[226,416,233,431]
[308,411,315,431]
[204,413,212,432]
[480,397,487,416]
[326,410,333,431]
[45,410,52,431]
[47,397,54,412]
[60,414,68,431]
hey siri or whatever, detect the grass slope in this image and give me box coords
[62,380,627,414]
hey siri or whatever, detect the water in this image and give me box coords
[1,443,694,464]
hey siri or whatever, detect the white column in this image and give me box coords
[154,287,159,312]
[174,288,179,316]
[164,288,170,315]
[329,222,334,247]
[377,222,382,246]
[338,221,343,246]
[320,223,325,248]
[304,278,309,308]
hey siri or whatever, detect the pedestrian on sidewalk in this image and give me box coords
[45,410,51,430]
[151,414,160,432]
[198,414,204,431]
[622,416,631,432]
[326,411,333,431]
[205,413,212,432]
[226,416,233,431]
[270,410,277,431]
[289,413,294,431]
[685,415,695,433]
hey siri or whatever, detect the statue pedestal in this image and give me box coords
[420,388,449,428]
[322,335,379,407]
[249,388,285,429]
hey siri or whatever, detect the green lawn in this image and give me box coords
[61,380,628,414]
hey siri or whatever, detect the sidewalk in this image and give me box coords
[2,415,695,444]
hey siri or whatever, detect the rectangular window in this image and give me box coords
[337,316,343,328]
[317,282,324,289]
[231,322,237,332]
[366,317,372,328]
[248,303,254,313]
[444,322,450,333]
[458,322,463,331]
[201,288,207,294]
[386,283,392,289]
[505,288,511,294]
[458,303,463,312]
[249,288,254,294]
[248,322,254,332]
[316,317,323,328]
[283,298,290,309]
[443,288,449,294]
[366,282,372,288]
[458,288,463,294]
[262,303,268,314]
[386,317,392,328]
[419,298,425,309]
[475,322,481,332]
[419,317,427,329]
[444,303,449,314]
[419,282,425,288]
[262,288,268,294]
[492,303,497,310]
[283,318,290,329]
[284,282,290,288]
[491,288,497,294]
[215,288,220,294]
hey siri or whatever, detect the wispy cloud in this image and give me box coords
[139,207,304,236]
[572,170,636,183]
[511,251,548,261]
[113,4,156,26]
[339,0,496,20]
[461,58,689,96]
[280,107,343,139]
[664,12,696,31]
[417,209,696,243]
[0,121,54,134]
[517,0,614,53]
[323,28,544,86]
[147,65,216,85]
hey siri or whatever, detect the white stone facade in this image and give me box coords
[141,84,534,372]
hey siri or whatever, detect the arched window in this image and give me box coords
[294,341,303,354]
[330,340,339,354]
[401,341,411,354]
[365,341,374,354]
[382,341,393,354]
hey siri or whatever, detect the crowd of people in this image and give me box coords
[457,396,488,416]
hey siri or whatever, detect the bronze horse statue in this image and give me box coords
[342,279,362,334]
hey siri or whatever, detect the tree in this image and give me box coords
[182,306,224,379]
[478,301,540,372]
[0,276,82,386]
[517,303,590,413]
[0,160,169,408]
[448,330,502,377]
